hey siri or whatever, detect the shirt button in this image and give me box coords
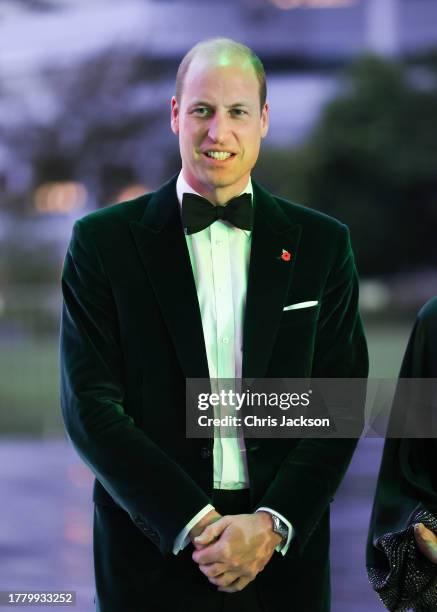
[222,337,229,344]
[200,447,212,459]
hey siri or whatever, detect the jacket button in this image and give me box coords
[200,447,212,459]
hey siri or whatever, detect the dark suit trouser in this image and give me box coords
[93,489,267,612]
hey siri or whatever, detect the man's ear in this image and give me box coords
[171,96,179,135]
[260,102,269,139]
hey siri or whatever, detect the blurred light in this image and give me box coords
[269,0,356,8]
[115,183,149,203]
[67,463,93,487]
[360,280,391,313]
[64,521,92,546]
[34,181,87,214]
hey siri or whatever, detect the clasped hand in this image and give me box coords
[190,512,281,593]
[414,523,437,564]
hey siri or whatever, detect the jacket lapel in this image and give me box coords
[129,175,210,380]
[242,182,302,379]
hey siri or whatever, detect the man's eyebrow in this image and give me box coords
[188,100,212,108]
[227,102,251,109]
[188,101,251,108]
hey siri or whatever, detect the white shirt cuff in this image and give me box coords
[172,504,215,555]
[256,506,294,556]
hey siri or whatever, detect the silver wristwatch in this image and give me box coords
[270,513,289,548]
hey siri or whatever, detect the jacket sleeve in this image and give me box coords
[60,218,210,555]
[257,224,369,556]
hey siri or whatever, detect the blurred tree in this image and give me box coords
[3,44,175,215]
[255,55,437,277]
[1,45,177,286]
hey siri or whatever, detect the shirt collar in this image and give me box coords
[176,170,253,237]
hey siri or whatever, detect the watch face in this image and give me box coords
[272,515,288,542]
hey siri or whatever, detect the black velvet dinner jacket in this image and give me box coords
[60,174,368,558]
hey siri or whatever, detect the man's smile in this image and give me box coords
[201,150,237,163]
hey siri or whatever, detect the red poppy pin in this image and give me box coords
[278,249,291,262]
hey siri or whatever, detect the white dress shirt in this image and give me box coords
[172,170,292,556]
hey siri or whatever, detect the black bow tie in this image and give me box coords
[182,192,253,235]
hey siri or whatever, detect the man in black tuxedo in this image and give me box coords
[60,37,368,611]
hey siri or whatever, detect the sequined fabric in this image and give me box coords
[368,508,437,611]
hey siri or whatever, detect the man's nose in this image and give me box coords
[207,112,230,143]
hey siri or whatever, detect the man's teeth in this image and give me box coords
[206,151,232,160]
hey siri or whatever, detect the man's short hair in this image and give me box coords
[175,37,267,111]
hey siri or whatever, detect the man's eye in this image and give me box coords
[231,109,247,117]
[193,108,211,117]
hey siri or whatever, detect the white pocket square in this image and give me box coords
[283,300,318,311]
